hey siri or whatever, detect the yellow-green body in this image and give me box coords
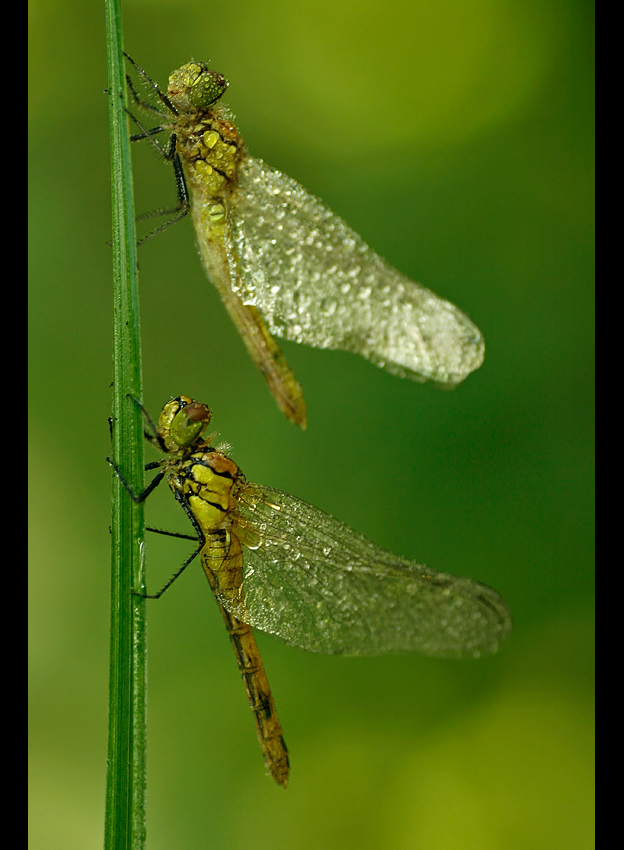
[167,64,307,427]
[159,397,290,786]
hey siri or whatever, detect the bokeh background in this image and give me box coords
[29,1,594,847]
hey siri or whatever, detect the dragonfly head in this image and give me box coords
[168,62,228,114]
[158,396,212,452]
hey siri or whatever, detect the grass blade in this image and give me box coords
[104,1,147,847]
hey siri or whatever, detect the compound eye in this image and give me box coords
[170,401,212,447]
[189,68,228,109]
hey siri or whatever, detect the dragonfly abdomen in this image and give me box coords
[220,603,290,787]
[200,532,290,788]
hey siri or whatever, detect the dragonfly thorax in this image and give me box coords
[169,450,242,534]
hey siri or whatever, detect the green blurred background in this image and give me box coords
[29,0,594,847]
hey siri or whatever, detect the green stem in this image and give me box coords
[104,2,147,848]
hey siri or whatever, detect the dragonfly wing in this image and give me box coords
[192,203,307,426]
[225,156,485,386]
[223,484,511,659]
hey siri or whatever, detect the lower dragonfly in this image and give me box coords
[111,395,512,787]
[125,57,486,427]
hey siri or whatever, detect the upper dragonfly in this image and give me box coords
[126,57,485,427]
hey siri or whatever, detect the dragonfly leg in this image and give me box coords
[134,535,203,599]
[146,526,198,542]
[133,490,207,599]
[123,105,170,158]
[125,393,167,451]
[129,125,167,143]
[125,71,169,119]
[122,102,190,243]
[107,456,165,503]
[123,53,179,115]
[134,149,190,244]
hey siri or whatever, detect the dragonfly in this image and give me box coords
[111,395,512,787]
[125,57,486,427]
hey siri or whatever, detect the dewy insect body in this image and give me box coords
[127,58,486,427]
[112,396,512,787]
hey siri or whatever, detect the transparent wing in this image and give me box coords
[221,484,511,659]
[225,157,485,386]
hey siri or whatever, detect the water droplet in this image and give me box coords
[205,202,225,222]
[321,297,337,316]
[202,130,219,148]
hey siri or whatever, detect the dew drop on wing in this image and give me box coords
[225,156,485,386]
